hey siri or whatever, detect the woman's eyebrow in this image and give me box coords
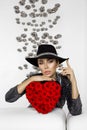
[38,59,43,62]
[47,58,54,60]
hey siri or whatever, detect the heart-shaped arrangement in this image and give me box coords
[26,81,61,114]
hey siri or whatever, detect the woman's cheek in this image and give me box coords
[49,63,56,69]
[39,65,44,72]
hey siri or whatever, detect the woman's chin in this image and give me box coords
[44,74,52,77]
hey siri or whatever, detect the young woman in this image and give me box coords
[5,44,82,115]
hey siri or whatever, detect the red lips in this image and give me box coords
[44,71,51,75]
[26,81,62,114]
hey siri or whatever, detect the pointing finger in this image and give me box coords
[66,59,71,68]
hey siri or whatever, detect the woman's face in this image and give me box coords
[37,58,59,78]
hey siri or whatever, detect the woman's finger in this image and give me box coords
[61,71,67,75]
[66,60,71,68]
[61,69,71,75]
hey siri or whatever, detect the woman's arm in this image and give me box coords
[5,77,31,102]
[61,60,82,115]
[65,81,82,116]
[5,74,55,102]
[17,77,33,94]
[61,60,79,99]
[17,74,55,94]
[5,85,25,102]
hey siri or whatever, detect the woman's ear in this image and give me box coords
[57,63,59,68]
[56,60,59,68]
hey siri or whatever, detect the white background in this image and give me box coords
[0,0,86,113]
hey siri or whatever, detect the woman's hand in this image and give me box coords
[60,60,76,82]
[30,75,55,82]
[17,74,55,94]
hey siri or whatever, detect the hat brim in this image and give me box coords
[25,54,69,67]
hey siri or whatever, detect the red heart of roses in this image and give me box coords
[26,81,61,114]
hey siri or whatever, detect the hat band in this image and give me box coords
[36,52,58,58]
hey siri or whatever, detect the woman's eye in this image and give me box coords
[38,62,43,65]
[48,60,54,63]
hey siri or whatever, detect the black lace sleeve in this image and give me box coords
[5,85,26,102]
[61,75,82,116]
[5,72,41,103]
[5,76,30,103]
[68,94,82,115]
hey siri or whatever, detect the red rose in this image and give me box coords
[26,81,61,114]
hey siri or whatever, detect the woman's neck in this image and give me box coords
[50,72,57,80]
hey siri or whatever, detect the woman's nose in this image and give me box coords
[44,63,48,69]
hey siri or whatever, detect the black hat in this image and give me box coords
[25,44,68,67]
